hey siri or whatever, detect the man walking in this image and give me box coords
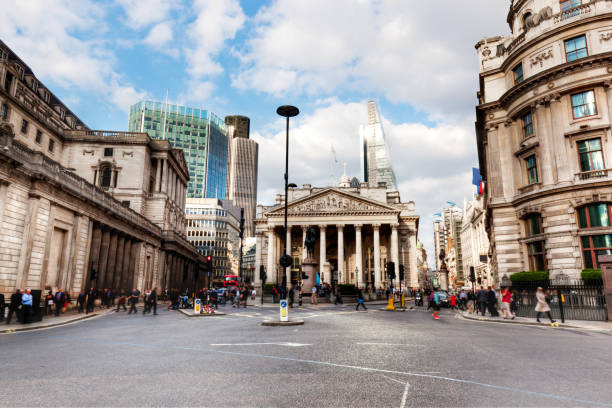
[149,287,158,315]
[311,285,318,305]
[86,287,95,314]
[21,289,33,324]
[54,288,65,316]
[334,286,343,305]
[6,289,22,324]
[356,288,367,311]
[77,290,86,313]
[476,286,488,316]
[128,289,139,314]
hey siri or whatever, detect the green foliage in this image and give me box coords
[509,271,549,282]
[581,269,602,281]
[263,283,275,295]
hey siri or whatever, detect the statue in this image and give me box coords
[305,226,317,259]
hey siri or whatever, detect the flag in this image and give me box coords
[472,168,481,186]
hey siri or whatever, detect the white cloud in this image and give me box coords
[107,78,148,112]
[116,0,176,29]
[0,0,147,112]
[184,0,246,78]
[234,0,509,121]
[144,21,174,48]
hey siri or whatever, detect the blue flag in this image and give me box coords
[472,168,481,186]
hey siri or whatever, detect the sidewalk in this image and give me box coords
[1,308,113,333]
[461,311,612,331]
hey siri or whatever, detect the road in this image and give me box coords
[1,303,612,407]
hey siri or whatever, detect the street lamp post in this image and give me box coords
[276,105,299,294]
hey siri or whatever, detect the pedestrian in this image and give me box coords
[459,290,467,310]
[476,286,488,316]
[54,288,65,316]
[44,290,54,315]
[510,290,519,315]
[272,285,278,304]
[105,289,113,309]
[488,286,499,317]
[334,286,343,305]
[116,290,127,312]
[432,291,440,320]
[6,289,22,324]
[86,287,95,314]
[210,288,218,309]
[142,290,151,314]
[535,287,556,323]
[251,287,256,301]
[356,288,367,311]
[0,291,5,322]
[21,288,33,324]
[128,289,139,314]
[450,293,457,310]
[311,285,318,305]
[77,291,86,313]
[500,287,515,320]
[288,286,295,308]
[149,287,158,315]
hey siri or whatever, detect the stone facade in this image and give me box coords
[476,0,612,281]
[254,184,419,292]
[0,40,204,297]
[461,196,493,288]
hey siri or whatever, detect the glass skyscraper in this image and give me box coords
[128,101,228,198]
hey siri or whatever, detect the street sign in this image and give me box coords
[280,299,288,322]
[194,298,201,314]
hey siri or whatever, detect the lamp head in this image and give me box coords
[276,105,299,118]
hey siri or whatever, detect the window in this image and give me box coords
[100,165,112,188]
[1,103,8,120]
[565,35,587,62]
[43,91,50,103]
[578,138,604,172]
[578,203,611,228]
[513,63,524,84]
[29,78,37,92]
[582,234,612,268]
[35,130,42,144]
[527,241,547,271]
[571,90,597,119]
[561,0,581,11]
[521,111,534,138]
[104,148,114,157]
[4,72,13,93]
[525,214,543,236]
[48,139,54,152]
[522,12,532,30]
[20,119,28,134]
[121,200,130,208]
[525,154,538,184]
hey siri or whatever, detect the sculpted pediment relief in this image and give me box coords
[267,189,398,216]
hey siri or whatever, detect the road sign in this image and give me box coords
[194,298,201,314]
[280,299,288,322]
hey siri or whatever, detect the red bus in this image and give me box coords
[223,275,239,287]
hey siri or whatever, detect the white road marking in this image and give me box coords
[400,380,410,408]
[357,342,421,347]
[210,342,311,347]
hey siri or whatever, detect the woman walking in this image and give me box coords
[535,287,555,323]
[500,287,515,319]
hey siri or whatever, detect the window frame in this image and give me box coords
[527,240,547,271]
[525,213,544,236]
[577,137,604,172]
[560,0,581,12]
[525,154,539,184]
[564,34,588,62]
[513,63,524,85]
[521,111,534,138]
[581,234,612,269]
[35,130,42,144]
[20,119,28,134]
[571,90,597,120]
[577,203,612,229]
[99,164,112,188]
[48,139,55,153]
[103,147,114,157]
[0,103,8,120]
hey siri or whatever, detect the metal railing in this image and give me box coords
[510,280,607,321]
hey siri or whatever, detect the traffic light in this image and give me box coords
[205,255,213,274]
[469,266,476,283]
[399,264,405,282]
[259,265,266,282]
[386,261,396,280]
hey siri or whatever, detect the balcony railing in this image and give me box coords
[517,182,541,195]
[554,3,593,23]
[64,129,149,141]
[575,169,609,181]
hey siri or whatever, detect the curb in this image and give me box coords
[261,319,305,326]
[460,312,579,328]
[178,309,226,317]
[0,310,110,333]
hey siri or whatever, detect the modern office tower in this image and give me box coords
[359,100,397,190]
[225,115,258,237]
[128,101,229,199]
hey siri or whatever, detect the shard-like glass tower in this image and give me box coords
[359,101,397,190]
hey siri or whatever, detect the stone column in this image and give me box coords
[254,232,263,287]
[121,239,132,290]
[409,231,418,288]
[285,226,292,286]
[319,225,327,284]
[106,231,119,289]
[355,224,363,289]
[302,225,308,260]
[373,224,381,288]
[97,228,111,288]
[88,224,103,285]
[267,228,275,283]
[155,158,162,192]
[391,223,399,281]
[130,241,140,289]
[161,159,168,193]
[337,225,344,284]
[113,235,125,289]
[15,194,41,289]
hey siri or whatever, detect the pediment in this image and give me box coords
[266,188,399,216]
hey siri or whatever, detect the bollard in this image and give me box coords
[558,290,565,323]
[401,293,405,308]
[386,294,395,311]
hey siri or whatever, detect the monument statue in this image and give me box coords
[305,226,317,259]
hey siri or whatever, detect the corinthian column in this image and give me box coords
[373,224,381,288]
[302,225,308,260]
[355,224,363,289]
[319,225,327,284]
[267,227,275,284]
[337,225,344,284]
[391,223,399,282]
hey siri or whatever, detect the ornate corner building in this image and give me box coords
[0,40,205,296]
[476,0,612,282]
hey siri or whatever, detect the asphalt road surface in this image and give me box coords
[1,304,612,407]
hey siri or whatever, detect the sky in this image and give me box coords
[0,0,511,266]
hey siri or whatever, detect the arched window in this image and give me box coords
[578,203,612,268]
[100,164,112,188]
[522,12,532,30]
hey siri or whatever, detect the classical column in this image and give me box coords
[391,223,399,282]
[130,242,140,289]
[254,232,263,287]
[88,224,103,284]
[355,224,363,289]
[113,235,126,289]
[106,231,119,289]
[409,231,418,288]
[337,225,344,284]
[121,239,133,290]
[267,228,275,283]
[97,228,111,288]
[319,225,327,284]
[285,226,292,286]
[155,158,162,192]
[301,225,308,260]
[161,159,168,193]
[373,224,381,288]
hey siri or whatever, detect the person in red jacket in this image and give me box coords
[501,287,515,319]
[450,293,457,310]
